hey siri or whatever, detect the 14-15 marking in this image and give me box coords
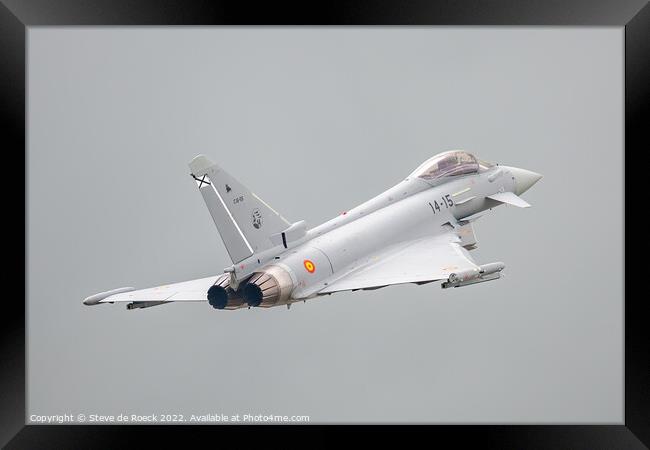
[429,194,453,214]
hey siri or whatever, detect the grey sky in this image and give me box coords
[27,27,622,423]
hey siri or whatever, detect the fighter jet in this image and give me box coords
[83,150,541,310]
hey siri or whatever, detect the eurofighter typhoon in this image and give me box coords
[84,151,541,310]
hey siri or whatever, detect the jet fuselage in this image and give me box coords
[226,163,532,307]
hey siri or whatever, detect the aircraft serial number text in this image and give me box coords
[428,195,454,214]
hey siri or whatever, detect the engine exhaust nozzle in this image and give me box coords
[242,265,294,307]
[207,274,245,309]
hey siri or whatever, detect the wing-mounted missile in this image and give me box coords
[126,301,168,310]
[441,262,505,289]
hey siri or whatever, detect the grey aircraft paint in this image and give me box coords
[84,150,542,310]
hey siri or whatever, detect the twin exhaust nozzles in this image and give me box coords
[208,265,294,310]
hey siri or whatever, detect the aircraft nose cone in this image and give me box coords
[509,167,542,195]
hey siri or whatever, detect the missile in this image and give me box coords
[126,301,168,310]
[441,262,505,289]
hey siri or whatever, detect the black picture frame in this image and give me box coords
[3,1,646,447]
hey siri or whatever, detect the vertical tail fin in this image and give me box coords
[189,155,291,264]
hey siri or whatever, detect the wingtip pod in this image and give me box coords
[188,154,216,176]
[83,287,135,306]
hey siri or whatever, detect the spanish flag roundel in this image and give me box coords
[304,259,316,273]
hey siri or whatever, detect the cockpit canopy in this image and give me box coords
[408,150,484,181]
